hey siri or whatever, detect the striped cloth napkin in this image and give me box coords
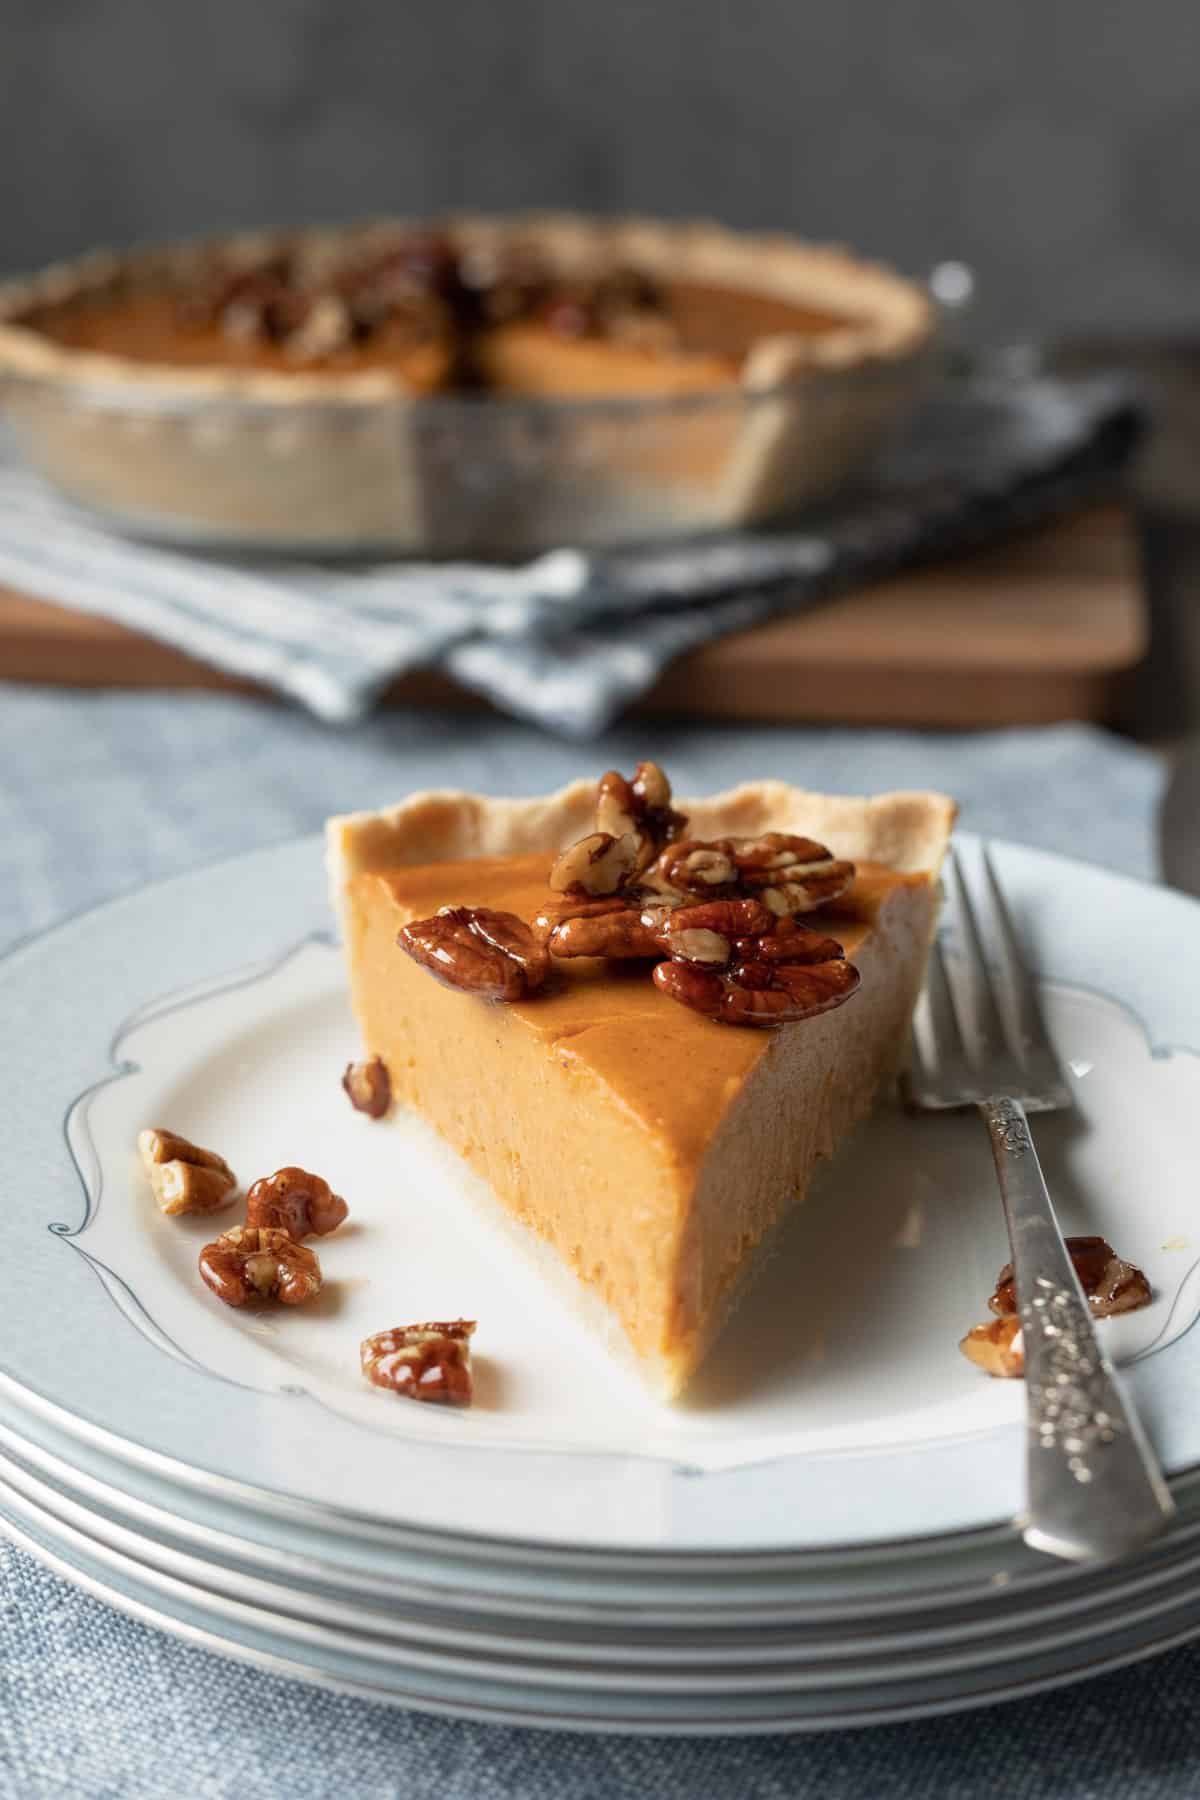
[0,373,1139,739]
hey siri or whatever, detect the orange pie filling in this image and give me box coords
[342,849,937,1395]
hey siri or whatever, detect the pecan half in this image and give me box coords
[530,894,629,946]
[647,833,855,917]
[989,1235,1151,1320]
[549,898,669,960]
[653,915,860,1027]
[398,906,549,1001]
[244,1166,349,1239]
[650,839,737,895]
[548,831,639,897]
[137,1127,237,1217]
[960,1315,1025,1378]
[729,833,856,914]
[198,1226,322,1309]
[548,762,686,898]
[595,761,686,877]
[664,897,774,956]
[360,1320,475,1405]
[342,1055,391,1118]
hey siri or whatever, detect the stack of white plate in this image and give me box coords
[3,832,1199,1734]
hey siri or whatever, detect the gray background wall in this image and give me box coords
[3,0,1198,348]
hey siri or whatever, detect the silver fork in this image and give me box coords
[905,843,1174,1563]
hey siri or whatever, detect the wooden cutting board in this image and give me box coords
[0,505,1145,727]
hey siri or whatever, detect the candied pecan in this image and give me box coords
[651,839,737,895]
[960,1315,1025,1379]
[529,894,629,946]
[667,925,732,968]
[283,292,353,360]
[548,831,639,897]
[653,942,860,1027]
[198,1227,322,1309]
[342,1055,391,1119]
[244,1166,348,1239]
[595,761,686,876]
[665,898,774,946]
[733,833,856,914]
[360,1320,475,1405]
[595,770,641,841]
[549,902,669,960]
[548,762,685,900]
[137,1128,237,1217]
[989,1235,1152,1320]
[653,962,726,1016]
[398,906,549,1001]
[648,832,855,917]
[732,922,848,966]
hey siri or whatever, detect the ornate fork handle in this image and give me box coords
[981,1097,1174,1562]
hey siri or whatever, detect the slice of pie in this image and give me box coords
[327,770,954,1399]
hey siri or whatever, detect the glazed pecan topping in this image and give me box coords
[651,840,736,895]
[198,1226,322,1309]
[244,1166,349,1239]
[530,894,631,946]
[548,831,640,898]
[664,898,774,958]
[544,895,670,960]
[550,761,687,898]
[360,1320,475,1406]
[989,1236,1151,1321]
[342,1055,391,1118]
[653,920,860,1027]
[137,1128,237,1217]
[960,1315,1025,1379]
[398,906,549,1001]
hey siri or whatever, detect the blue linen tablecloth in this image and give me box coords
[2,686,1197,1800]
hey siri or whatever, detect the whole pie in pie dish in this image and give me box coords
[0,215,934,555]
[327,767,955,1398]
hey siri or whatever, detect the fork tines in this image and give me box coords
[906,844,1072,1113]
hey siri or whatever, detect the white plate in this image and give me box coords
[6,1409,1200,1681]
[2,832,1200,1559]
[6,1466,1200,1735]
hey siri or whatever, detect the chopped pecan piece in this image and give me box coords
[360,1320,475,1405]
[137,1127,237,1217]
[960,1315,1025,1378]
[198,1226,322,1309]
[244,1166,349,1239]
[398,906,549,1000]
[989,1235,1152,1320]
[342,1055,391,1118]
[548,831,640,897]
